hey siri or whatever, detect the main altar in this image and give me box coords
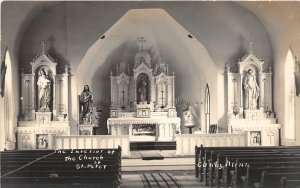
[226,43,280,146]
[107,37,180,141]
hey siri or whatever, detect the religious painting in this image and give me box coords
[250,131,261,145]
[132,124,156,136]
[20,134,31,149]
[36,134,48,149]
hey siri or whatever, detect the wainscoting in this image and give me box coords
[54,135,130,157]
[175,133,247,155]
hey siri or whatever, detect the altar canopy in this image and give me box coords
[226,43,280,146]
[107,37,180,141]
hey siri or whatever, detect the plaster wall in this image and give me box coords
[2,1,273,135]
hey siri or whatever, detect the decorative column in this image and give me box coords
[268,69,273,111]
[31,74,35,119]
[260,74,267,110]
[52,74,57,120]
[172,76,175,107]
[240,73,244,113]
[63,67,69,117]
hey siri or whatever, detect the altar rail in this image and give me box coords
[175,133,247,156]
[54,135,130,157]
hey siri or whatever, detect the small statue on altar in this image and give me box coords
[37,68,51,111]
[244,69,260,110]
[79,85,93,123]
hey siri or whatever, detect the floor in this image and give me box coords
[120,150,208,188]
[121,170,207,188]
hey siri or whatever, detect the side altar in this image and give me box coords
[226,43,280,146]
[17,43,70,150]
[107,37,180,141]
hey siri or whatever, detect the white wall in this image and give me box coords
[1,2,277,136]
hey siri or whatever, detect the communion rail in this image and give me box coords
[54,135,130,157]
[175,133,247,156]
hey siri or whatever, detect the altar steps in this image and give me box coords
[130,141,176,151]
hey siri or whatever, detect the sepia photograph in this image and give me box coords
[1,1,300,187]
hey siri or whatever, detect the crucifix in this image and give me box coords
[248,40,253,54]
[138,37,146,51]
[41,41,47,54]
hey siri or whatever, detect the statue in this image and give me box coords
[138,79,148,102]
[244,69,260,110]
[37,68,51,111]
[183,105,199,134]
[79,85,93,123]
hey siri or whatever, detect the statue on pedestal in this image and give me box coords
[183,105,199,134]
[244,69,260,110]
[79,85,93,123]
[37,68,51,111]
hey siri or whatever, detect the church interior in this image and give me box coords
[1,1,300,188]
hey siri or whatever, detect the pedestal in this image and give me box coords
[185,125,195,134]
[78,125,94,135]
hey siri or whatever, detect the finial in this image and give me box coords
[268,65,272,73]
[161,55,164,63]
[110,71,113,76]
[248,40,253,54]
[167,63,169,75]
[225,62,230,73]
[41,41,47,54]
[65,64,69,74]
[137,37,146,51]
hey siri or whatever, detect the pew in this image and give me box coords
[196,146,300,188]
[255,172,300,188]
[1,147,122,188]
[204,150,287,186]
[195,145,278,179]
[216,153,299,188]
[280,177,300,188]
[195,145,300,179]
[241,166,300,188]
[234,161,300,188]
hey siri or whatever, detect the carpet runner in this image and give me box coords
[139,151,164,160]
[140,172,182,188]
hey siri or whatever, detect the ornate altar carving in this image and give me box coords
[18,42,70,150]
[108,37,180,141]
[226,42,280,146]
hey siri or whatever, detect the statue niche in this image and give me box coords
[36,67,53,112]
[137,73,150,104]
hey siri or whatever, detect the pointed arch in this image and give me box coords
[0,49,14,150]
[284,48,296,140]
[205,84,210,134]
